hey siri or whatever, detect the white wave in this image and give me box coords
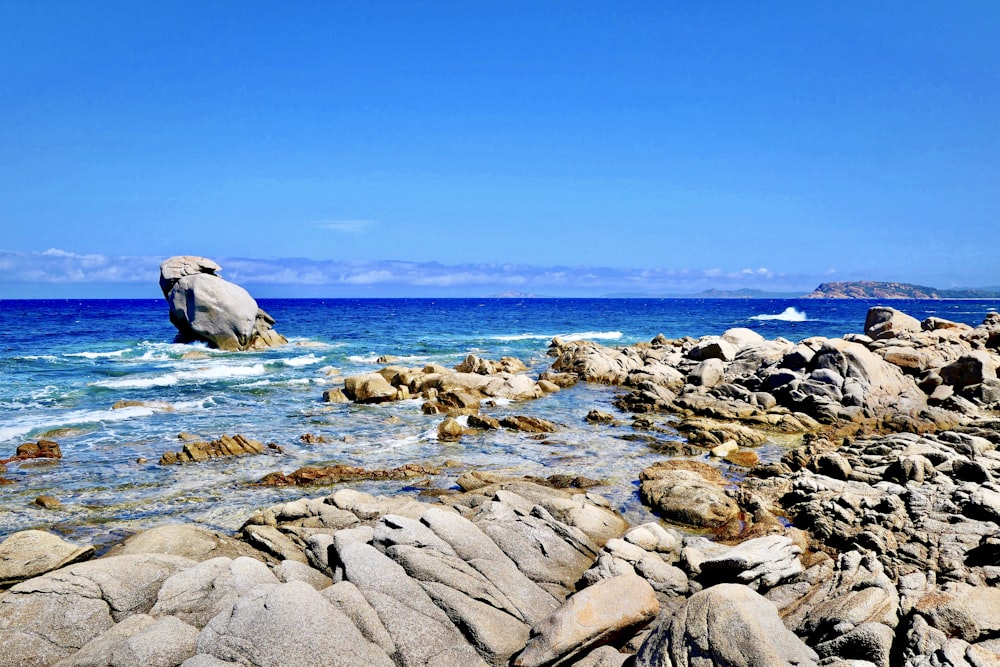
[18,355,60,362]
[278,354,323,367]
[750,307,808,322]
[0,405,158,444]
[492,331,623,342]
[64,349,130,359]
[91,363,267,389]
[347,354,429,365]
[347,354,380,364]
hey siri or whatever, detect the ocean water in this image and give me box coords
[1,297,997,547]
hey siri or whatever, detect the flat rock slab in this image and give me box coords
[337,540,489,667]
[0,553,194,667]
[0,529,95,587]
[197,580,394,667]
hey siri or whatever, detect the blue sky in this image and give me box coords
[1,2,997,297]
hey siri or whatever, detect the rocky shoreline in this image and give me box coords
[2,306,999,666]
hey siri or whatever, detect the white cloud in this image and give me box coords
[0,249,822,295]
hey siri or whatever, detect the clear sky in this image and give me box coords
[1,2,997,297]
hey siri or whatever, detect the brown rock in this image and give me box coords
[33,495,62,509]
[257,463,438,486]
[514,574,658,667]
[159,434,270,465]
[500,415,559,433]
[2,439,62,465]
[438,417,466,441]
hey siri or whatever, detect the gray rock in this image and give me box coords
[386,544,526,622]
[106,523,266,562]
[240,524,308,563]
[55,613,199,667]
[322,580,397,656]
[914,582,1000,643]
[567,645,628,667]
[374,513,458,556]
[421,580,531,666]
[272,559,332,590]
[336,540,488,667]
[474,501,595,594]
[865,307,921,340]
[420,507,559,625]
[0,529,95,587]
[159,256,284,351]
[514,574,658,667]
[180,657,239,667]
[150,556,279,628]
[940,352,999,389]
[635,583,818,667]
[539,496,629,548]
[814,622,895,667]
[688,358,726,388]
[698,534,804,590]
[197,581,394,667]
[688,337,737,362]
[0,554,193,667]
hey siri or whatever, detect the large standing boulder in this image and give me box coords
[158,256,286,351]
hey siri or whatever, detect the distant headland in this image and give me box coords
[599,282,1000,299]
[805,281,1000,299]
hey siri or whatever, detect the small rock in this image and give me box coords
[33,495,62,509]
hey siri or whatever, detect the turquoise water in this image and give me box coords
[1,298,997,546]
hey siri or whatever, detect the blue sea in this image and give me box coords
[1,298,997,547]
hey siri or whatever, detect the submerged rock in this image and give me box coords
[158,255,286,351]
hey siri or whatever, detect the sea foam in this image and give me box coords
[91,363,267,389]
[750,307,808,322]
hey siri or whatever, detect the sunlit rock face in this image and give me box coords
[158,255,286,351]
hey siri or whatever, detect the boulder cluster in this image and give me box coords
[328,354,562,408]
[550,307,1000,437]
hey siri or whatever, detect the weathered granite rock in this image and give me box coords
[105,523,267,562]
[635,583,819,667]
[57,613,199,667]
[697,534,804,590]
[865,306,922,340]
[0,554,194,666]
[514,574,658,667]
[639,461,739,528]
[335,540,489,667]
[0,530,95,587]
[150,556,279,628]
[197,580,395,667]
[159,434,272,465]
[257,462,438,486]
[158,256,285,351]
[344,372,400,403]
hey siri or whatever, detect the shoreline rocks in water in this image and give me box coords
[159,434,279,464]
[158,255,287,351]
[3,305,1000,665]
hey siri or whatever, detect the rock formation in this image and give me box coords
[158,256,286,351]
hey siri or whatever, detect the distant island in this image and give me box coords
[806,281,1000,299]
[598,282,1000,300]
